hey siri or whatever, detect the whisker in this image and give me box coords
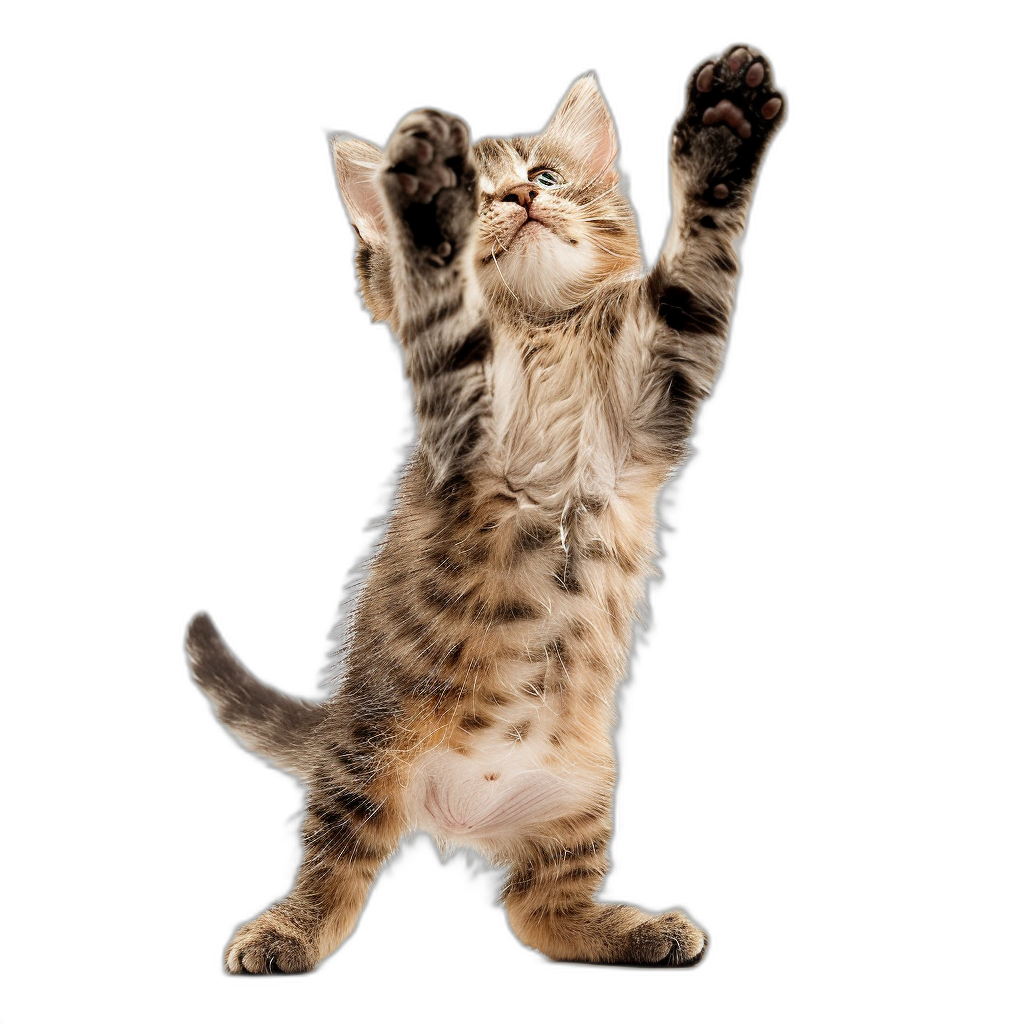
[491,241,520,302]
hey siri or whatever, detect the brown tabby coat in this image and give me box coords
[188,46,784,971]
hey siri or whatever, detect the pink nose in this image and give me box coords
[502,185,538,207]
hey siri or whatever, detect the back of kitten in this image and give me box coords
[189,47,783,971]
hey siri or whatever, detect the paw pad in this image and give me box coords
[676,44,784,205]
[688,45,783,138]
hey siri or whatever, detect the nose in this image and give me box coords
[502,185,538,207]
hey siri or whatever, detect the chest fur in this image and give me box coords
[487,324,622,505]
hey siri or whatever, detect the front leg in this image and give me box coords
[641,46,785,454]
[380,110,491,490]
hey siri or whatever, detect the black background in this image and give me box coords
[157,28,831,1011]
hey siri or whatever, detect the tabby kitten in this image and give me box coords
[188,46,783,971]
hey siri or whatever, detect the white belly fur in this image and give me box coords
[410,722,604,844]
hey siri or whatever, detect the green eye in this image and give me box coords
[531,169,566,188]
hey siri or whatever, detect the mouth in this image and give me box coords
[487,215,547,257]
[521,216,578,248]
[482,212,573,264]
[518,220,546,238]
[517,212,546,233]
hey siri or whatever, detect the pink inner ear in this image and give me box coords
[587,123,617,183]
[333,138,388,246]
[544,76,619,184]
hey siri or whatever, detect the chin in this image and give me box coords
[483,229,602,312]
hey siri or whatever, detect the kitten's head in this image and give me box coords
[472,76,641,314]
[333,75,641,323]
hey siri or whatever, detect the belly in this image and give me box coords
[409,705,610,844]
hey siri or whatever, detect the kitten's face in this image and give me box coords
[473,130,641,313]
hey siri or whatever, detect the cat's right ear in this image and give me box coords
[332,137,388,248]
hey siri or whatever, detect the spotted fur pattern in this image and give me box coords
[188,46,784,972]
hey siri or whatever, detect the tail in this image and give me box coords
[185,612,326,778]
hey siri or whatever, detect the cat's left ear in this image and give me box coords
[542,75,618,185]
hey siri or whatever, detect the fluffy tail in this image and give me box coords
[186,612,325,778]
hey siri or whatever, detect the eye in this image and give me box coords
[530,168,566,188]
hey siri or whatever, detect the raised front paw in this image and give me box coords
[385,109,469,203]
[225,915,318,974]
[675,45,784,205]
[693,46,784,141]
[382,109,475,265]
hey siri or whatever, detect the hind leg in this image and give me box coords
[226,786,402,973]
[502,805,706,967]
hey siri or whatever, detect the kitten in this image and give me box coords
[187,46,784,971]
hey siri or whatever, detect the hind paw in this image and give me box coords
[225,916,318,974]
[626,911,708,967]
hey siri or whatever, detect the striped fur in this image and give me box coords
[188,47,783,972]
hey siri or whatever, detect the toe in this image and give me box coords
[727,46,750,70]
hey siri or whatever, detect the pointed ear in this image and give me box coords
[332,136,387,247]
[542,75,618,185]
